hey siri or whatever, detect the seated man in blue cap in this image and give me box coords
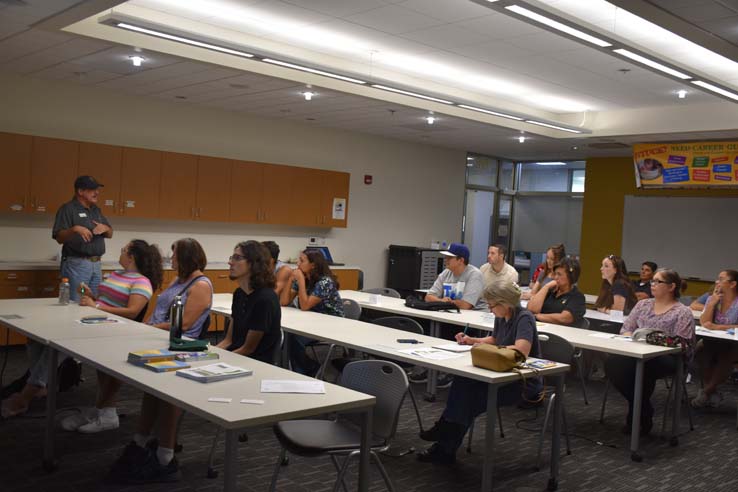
[409,243,486,388]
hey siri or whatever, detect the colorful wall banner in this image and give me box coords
[633,142,738,188]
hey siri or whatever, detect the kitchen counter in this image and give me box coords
[0,261,361,271]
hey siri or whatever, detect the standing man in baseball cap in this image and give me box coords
[53,175,113,301]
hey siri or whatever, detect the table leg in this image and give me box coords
[359,408,372,492]
[547,374,564,491]
[630,359,644,462]
[43,347,59,472]
[224,429,237,492]
[425,321,440,401]
[482,385,498,492]
[670,356,683,447]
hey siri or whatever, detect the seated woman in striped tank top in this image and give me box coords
[58,240,163,433]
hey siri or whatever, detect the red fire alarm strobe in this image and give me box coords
[364,175,373,185]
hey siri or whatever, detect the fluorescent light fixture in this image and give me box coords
[612,48,691,80]
[116,22,255,59]
[303,91,314,101]
[677,90,687,99]
[129,55,144,67]
[536,162,566,166]
[691,80,738,101]
[518,136,526,143]
[457,104,523,121]
[371,85,454,104]
[524,120,582,134]
[262,58,367,84]
[505,5,612,48]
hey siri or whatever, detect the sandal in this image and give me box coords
[1,393,29,419]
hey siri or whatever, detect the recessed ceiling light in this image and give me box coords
[262,58,366,84]
[677,90,687,99]
[612,48,691,80]
[117,22,255,58]
[302,91,315,101]
[426,115,436,125]
[457,104,523,121]
[175,95,187,99]
[371,85,454,105]
[505,4,612,48]
[524,120,582,134]
[518,136,526,143]
[691,80,738,101]
[129,55,145,67]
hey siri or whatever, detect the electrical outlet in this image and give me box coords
[308,236,326,246]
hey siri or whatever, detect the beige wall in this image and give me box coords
[0,73,466,288]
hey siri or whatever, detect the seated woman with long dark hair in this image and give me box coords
[595,255,637,314]
[526,257,586,326]
[280,249,344,375]
[417,281,542,464]
[2,240,163,424]
[604,269,695,436]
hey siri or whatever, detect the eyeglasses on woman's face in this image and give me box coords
[228,254,246,262]
[650,279,670,286]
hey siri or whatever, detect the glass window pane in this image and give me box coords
[466,154,498,187]
[571,169,585,192]
[499,161,514,191]
[518,161,585,192]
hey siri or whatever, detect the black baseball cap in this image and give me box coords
[74,175,104,190]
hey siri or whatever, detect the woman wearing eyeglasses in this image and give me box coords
[605,269,695,436]
[595,255,637,314]
[527,257,586,327]
[691,269,738,408]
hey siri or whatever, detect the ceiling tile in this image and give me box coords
[279,0,388,18]
[399,23,490,49]
[398,0,492,23]
[344,5,443,35]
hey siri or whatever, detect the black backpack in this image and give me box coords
[404,295,460,313]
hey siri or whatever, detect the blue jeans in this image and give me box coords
[288,334,320,376]
[439,376,542,453]
[61,257,102,301]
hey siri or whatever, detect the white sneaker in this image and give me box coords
[61,407,97,431]
[78,413,119,434]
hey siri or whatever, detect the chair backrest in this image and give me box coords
[134,302,149,323]
[270,329,284,366]
[373,316,423,335]
[575,317,590,330]
[342,298,362,320]
[538,331,575,365]
[362,287,401,298]
[340,360,408,442]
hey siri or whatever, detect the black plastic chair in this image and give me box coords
[362,288,401,298]
[270,360,408,492]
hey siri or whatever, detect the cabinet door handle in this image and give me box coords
[191,207,195,218]
[7,273,17,280]
[217,274,228,279]
[197,207,202,218]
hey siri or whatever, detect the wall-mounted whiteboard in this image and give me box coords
[621,195,737,280]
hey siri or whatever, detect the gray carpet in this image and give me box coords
[1,342,737,492]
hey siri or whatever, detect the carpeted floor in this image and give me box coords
[1,341,737,492]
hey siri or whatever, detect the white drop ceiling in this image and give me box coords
[0,0,737,161]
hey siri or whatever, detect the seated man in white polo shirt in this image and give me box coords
[480,244,518,290]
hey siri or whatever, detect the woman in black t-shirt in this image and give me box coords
[527,257,586,326]
[595,255,637,314]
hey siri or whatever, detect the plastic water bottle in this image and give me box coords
[58,278,70,305]
[169,295,184,341]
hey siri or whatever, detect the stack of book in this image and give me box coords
[176,363,252,383]
[127,349,190,372]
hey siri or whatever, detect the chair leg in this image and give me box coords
[537,393,556,471]
[408,386,424,432]
[331,454,354,492]
[206,427,221,478]
[562,406,571,455]
[682,380,694,431]
[599,380,610,424]
[661,377,675,436]
[316,344,337,380]
[466,419,474,453]
[498,406,504,439]
[330,455,350,492]
[575,353,589,405]
[269,448,287,492]
[371,450,396,492]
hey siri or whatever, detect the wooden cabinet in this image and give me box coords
[288,166,323,226]
[120,147,161,218]
[320,170,350,228]
[30,136,79,214]
[0,132,32,213]
[77,142,122,217]
[0,269,58,346]
[159,152,198,220]
[261,164,293,225]
[196,157,232,222]
[230,161,263,223]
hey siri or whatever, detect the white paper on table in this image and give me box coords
[260,380,326,394]
[397,347,466,360]
[480,313,496,325]
[433,343,473,353]
[589,332,632,341]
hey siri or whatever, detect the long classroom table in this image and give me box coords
[338,290,683,463]
[211,293,570,492]
[0,298,375,492]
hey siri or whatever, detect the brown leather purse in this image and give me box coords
[471,344,526,372]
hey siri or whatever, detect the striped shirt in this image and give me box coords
[97,271,153,308]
